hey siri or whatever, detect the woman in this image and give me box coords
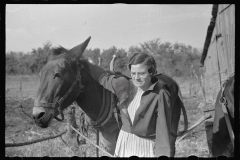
[88,53,183,157]
[114,53,157,157]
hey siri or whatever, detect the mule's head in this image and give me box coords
[32,37,91,128]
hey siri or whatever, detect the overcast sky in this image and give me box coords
[6,4,213,53]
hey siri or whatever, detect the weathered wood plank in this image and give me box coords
[203,4,235,103]
[201,4,235,156]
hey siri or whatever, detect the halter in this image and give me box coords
[37,63,84,122]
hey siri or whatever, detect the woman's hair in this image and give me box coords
[127,53,157,75]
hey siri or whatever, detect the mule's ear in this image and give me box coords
[69,36,91,57]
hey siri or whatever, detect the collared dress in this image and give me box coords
[114,88,155,157]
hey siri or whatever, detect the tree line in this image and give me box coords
[6,38,203,77]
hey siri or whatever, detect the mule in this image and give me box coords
[32,37,120,155]
[211,74,235,157]
[32,37,188,157]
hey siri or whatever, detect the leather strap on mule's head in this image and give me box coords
[40,63,84,122]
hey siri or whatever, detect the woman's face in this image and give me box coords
[131,63,152,91]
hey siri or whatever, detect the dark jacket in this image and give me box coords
[121,76,173,157]
[87,64,187,157]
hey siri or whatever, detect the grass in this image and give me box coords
[5,75,210,157]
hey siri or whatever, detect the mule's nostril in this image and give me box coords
[37,112,45,119]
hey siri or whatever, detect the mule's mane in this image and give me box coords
[79,59,131,82]
[48,46,70,62]
[49,46,83,67]
[52,46,68,56]
[49,46,129,79]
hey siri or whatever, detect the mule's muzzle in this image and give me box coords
[32,106,53,128]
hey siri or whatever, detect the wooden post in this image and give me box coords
[205,118,214,155]
[19,78,22,99]
[189,79,192,97]
[96,129,99,157]
[199,102,215,155]
[78,110,87,157]
[67,106,78,138]
[98,57,102,67]
[20,79,22,94]
[110,54,116,71]
[189,65,193,97]
[67,105,83,156]
[198,75,207,103]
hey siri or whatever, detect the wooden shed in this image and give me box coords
[200,4,235,154]
[200,4,235,103]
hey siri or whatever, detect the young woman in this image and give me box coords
[114,53,157,157]
[88,52,183,157]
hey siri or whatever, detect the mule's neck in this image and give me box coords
[75,62,105,120]
[86,62,115,83]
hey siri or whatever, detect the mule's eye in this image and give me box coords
[53,73,62,79]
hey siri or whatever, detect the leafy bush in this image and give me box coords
[6,39,202,78]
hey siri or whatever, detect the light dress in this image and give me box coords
[114,88,155,157]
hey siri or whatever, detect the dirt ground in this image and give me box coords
[5,75,210,157]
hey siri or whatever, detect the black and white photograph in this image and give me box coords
[5,4,235,158]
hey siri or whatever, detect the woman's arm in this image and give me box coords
[87,63,130,109]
